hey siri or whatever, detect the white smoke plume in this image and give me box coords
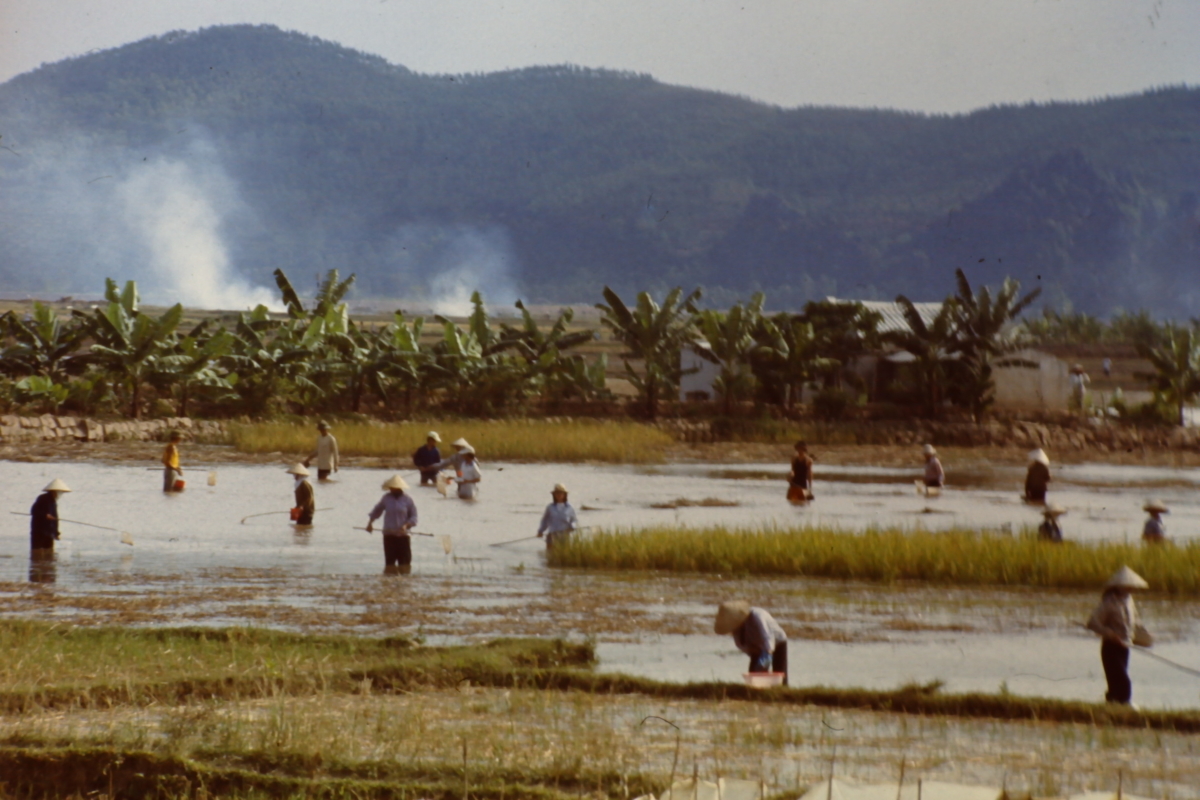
[383,223,522,316]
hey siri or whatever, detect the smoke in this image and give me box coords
[0,125,278,310]
[382,223,522,316]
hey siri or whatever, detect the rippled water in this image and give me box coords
[2,456,1199,708]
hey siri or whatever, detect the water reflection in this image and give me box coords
[28,549,55,584]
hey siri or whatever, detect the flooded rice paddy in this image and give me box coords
[2,457,1200,710]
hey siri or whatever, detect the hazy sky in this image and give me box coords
[1,0,1198,113]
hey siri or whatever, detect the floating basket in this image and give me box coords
[743,672,785,689]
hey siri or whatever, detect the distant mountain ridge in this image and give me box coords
[0,24,1197,315]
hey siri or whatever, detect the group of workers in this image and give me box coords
[23,421,1176,705]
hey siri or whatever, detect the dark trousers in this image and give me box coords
[383,534,412,568]
[296,510,314,525]
[419,469,438,485]
[1101,640,1132,704]
[748,641,789,686]
[317,469,331,481]
[31,532,56,551]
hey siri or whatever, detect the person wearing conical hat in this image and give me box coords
[455,446,482,500]
[367,475,418,571]
[436,437,481,474]
[30,479,70,552]
[537,483,578,550]
[1037,504,1066,543]
[304,421,339,481]
[287,464,315,526]
[1024,448,1051,504]
[1142,500,1168,543]
[412,431,442,486]
[1069,364,1090,415]
[921,444,944,489]
[161,430,184,492]
[714,601,789,686]
[1087,566,1153,705]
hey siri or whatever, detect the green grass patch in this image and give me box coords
[229,420,675,463]
[548,525,1200,594]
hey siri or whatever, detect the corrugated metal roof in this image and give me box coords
[825,297,945,334]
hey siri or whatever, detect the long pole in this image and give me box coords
[353,527,435,537]
[11,511,123,533]
[240,508,332,524]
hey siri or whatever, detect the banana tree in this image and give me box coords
[0,302,91,382]
[499,301,604,404]
[751,313,833,409]
[222,305,322,415]
[1136,324,1200,426]
[695,293,764,416]
[596,286,702,419]
[885,295,958,418]
[431,292,530,414]
[153,321,237,417]
[77,279,183,418]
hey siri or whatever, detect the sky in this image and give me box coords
[1,0,1199,114]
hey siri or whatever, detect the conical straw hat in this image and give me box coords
[452,437,471,448]
[552,483,568,494]
[1143,499,1169,513]
[1028,448,1050,466]
[714,601,751,635]
[1105,566,1149,590]
[43,479,71,492]
[286,464,310,477]
[461,445,476,455]
[922,444,937,456]
[381,474,409,491]
[426,431,441,442]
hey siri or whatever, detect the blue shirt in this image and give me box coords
[369,492,418,534]
[413,444,441,469]
[538,502,578,535]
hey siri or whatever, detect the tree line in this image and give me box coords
[1,268,1196,425]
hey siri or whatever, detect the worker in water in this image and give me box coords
[367,475,419,572]
[304,421,339,481]
[537,483,578,550]
[162,430,184,492]
[1037,504,1066,543]
[1087,566,1153,705]
[412,431,442,486]
[287,464,316,526]
[1024,448,1051,503]
[921,444,944,490]
[1142,500,1168,543]
[714,601,788,686]
[30,478,70,552]
[787,440,813,503]
[436,437,478,473]
[456,447,481,499]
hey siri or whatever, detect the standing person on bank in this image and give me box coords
[787,441,813,503]
[537,483,578,550]
[1025,448,1051,503]
[367,475,418,571]
[304,421,339,481]
[162,431,184,492]
[30,479,70,552]
[456,447,481,499]
[287,464,316,526]
[921,444,944,490]
[412,431,442,486]
[1087,566,1153,705]
[714,601,789,686]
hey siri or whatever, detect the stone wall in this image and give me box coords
[0,415,226,443]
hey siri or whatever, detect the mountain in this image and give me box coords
[1,24,1198,315]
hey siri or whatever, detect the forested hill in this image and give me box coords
[1,24,1198,315]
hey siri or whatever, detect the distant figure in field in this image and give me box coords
[162,431,184,492]
[455,447,481,500]
[921,444,944,490]
[30,479,70,552]
[1142,500,1168,543]
[715,601,788,686]
[1024,448,1051,503]
[787,441,813,503]
[304,421,339,481]
[287,464,315,526]
[367,475,418,572]
[1037,504,1066,543]
[538,483,578,550]
[1087,566,1152,705]
[1070,364,1090,414]
[412,431,442,486]
[1102,357,1112,378]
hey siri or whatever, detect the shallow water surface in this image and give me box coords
[2,458,1199,709]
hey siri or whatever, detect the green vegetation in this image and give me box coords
[229,419,675,463]
[549,525,1200,594]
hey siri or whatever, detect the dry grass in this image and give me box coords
[551,525,1200,593]
[229,420,675,463]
